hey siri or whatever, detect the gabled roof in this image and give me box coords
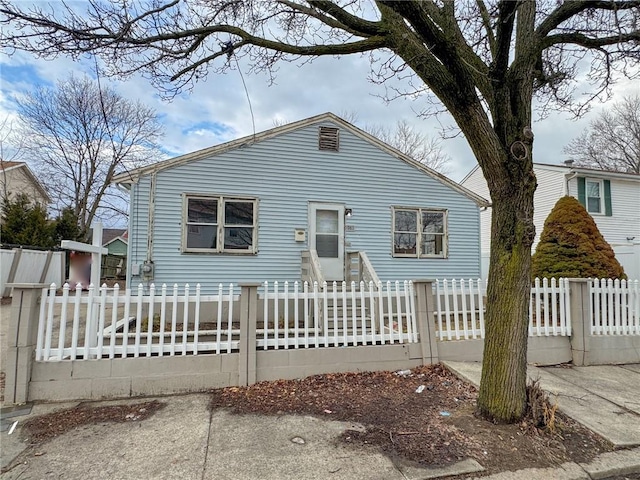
[104,235,128,247]
[0,160,51,203]
[462,162,640,185]
[113,112,489,207]
[89,227,128,246]
[0,161,24,171]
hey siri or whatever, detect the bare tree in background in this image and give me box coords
[365,120,450,173]
[15,75,163,240]
[564,95,640,174]
[2,0,637,422]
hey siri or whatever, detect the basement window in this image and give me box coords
[318,126,339,151]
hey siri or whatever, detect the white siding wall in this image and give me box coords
[568,176,640,245]
[462,165,640,279]
[127,121,482,290]
[569,176,640,279]
[459,168,491,276]
[0,167,49,210]
[531,167,567,250]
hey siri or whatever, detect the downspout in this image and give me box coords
[564,171,578,196]
[143,172,157,284]
[116,182,133,288]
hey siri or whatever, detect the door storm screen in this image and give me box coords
[309,202,345,281]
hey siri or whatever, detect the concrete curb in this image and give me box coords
[579,447,640,479]
[399,458,484,479]
[474,448,640,480]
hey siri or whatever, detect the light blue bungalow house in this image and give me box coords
[113,113,489,290]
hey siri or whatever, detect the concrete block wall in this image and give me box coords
[4,279,639,405]
[437,336,572,365]
[255,343,424,382]
[29,354,240,402]
[587,336,640,365]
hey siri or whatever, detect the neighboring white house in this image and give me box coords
[0,161,50,213]
[461,162,640,280]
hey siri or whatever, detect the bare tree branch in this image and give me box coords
[564,94,640,174]
[14,75,163,239]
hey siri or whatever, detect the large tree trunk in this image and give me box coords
[477,182,536,421]
[382,0,538,423]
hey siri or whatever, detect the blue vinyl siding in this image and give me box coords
[128,120,481,290]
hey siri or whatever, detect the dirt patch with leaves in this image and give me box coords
[210,364,613,476]
[20,400,165,445]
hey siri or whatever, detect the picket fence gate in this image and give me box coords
[258,280,417,350]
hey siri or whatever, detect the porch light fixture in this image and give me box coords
[345,208,353,218]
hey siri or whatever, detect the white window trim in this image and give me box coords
[585,178,604,215]
[391,207,448,259]
[182,193,258,254]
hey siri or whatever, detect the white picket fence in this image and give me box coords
[36,277,639,361]
[36,283,239,361]
[434,278,571,340]
[36,280,417,361]
[258,280,418,350]
[590,279,640,335]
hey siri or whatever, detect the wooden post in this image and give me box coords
[4,283,48,404]
[91,222,103,288]
[60,223,107,358]
[2,248,22,297]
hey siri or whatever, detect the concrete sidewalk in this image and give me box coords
[2,365,640,480]
[0,394,484,480]
[444,362,640,448]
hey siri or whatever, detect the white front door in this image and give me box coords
[309,203,344,281]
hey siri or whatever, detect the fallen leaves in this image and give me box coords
[22,400,165,445]
[209,364,612,473]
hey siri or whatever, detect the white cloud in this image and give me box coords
[1,44,636,183]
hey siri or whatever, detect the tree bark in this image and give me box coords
[478,183,536,421]
[383,1,538,421]
[458,99,536,422]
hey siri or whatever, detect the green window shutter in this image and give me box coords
[577,177,586,207]
[603,179,612,216]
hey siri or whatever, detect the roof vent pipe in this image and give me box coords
[564,159,574,167]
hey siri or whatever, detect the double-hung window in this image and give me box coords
[585,179,603,214]
[393,207,447,258]
[183,195,257,253]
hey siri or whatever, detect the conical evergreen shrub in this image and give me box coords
[532,196,626,279]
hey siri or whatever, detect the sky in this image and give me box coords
[1,15,638,190]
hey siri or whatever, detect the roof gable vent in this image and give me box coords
[318,126,339,152]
